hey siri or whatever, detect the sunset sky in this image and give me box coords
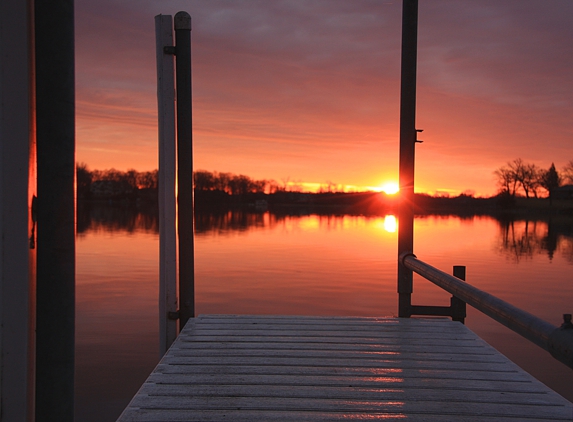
[75,0,573,197]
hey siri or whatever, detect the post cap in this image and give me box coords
[174,11,191,30]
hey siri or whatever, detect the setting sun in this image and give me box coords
[380,182,400,195]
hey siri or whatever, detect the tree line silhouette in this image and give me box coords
[77,166,284,200]
[76,166,348,201]
[193,170,281,195]
[76,166,401,214]
[77,163,158,200]
[77,161,573,211]
[494,159,573,200]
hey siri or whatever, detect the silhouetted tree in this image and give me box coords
[138,170,158,190]
[125,169,139,190]
[562,160,573,185]
[252,179,267,194]
[102,168,124,183]
[194,170,215,191]
[75,167,160,200]
[76,162,92,199]
[215,172,232,193]
[513,159,540,198]
[267,180,279,194]
[538,163,561,204]
[494,165,518,196]
[236,175,254,195]
[193,170,273,196]
[494,159,540,198]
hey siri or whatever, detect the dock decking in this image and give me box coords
[118,315,573,421]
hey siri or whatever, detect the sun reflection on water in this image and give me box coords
[383,215,397,233]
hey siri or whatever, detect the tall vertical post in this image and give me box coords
[175,12,195,328]
[156,14,178,355]
[35,0,76,420]
[397,0,418,318]
[0,0,37,419]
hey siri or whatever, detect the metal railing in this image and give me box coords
[399,252,573,370]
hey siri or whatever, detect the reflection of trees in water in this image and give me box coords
[77,202,158,235]
[78,206,573,264]
[497,220,544,262]
[557,237,573,264]
[194,210,375,236]
[78,206,368,238]
[194,210,303,236]
[496,217,573,263]
[195,210,269,235]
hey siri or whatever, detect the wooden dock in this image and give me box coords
[118,315,573,421]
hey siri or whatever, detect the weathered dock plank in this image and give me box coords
[118,315,573,421]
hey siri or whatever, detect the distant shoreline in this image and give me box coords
[78,190,573,218]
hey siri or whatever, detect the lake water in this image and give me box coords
[75,205,573,421]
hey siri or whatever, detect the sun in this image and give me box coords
[380,181,399,195]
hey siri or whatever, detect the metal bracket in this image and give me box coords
[409,296,467,324]
[164,46,176,55]
[415,128,424,143]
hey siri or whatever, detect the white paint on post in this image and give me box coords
[155,14,178,356]
[0,1,36,420]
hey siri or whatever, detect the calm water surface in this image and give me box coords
[75,207,573,421]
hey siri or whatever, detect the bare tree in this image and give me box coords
[252,179,267,194]
[193,170,272,195]
[266,180,279,194]
[215,172,232,193]
[562,160,573,185]
[76,162,92,198]
[125,169,139,190]
[495,159,540,198]
[280,176,291,192]
[512,159,540,198]
[325,181,337,193]
[138,170,158,189]
[234,175,253,195]
[494,165,518,196]
[194,170,215,191]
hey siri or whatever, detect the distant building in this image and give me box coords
[553,185,573,200]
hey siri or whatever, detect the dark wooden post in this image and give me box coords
[156,14,178,355]
[397,0,418,318]
[451,266,467,323]
[34,0,76,420]
[0,1,37,418]
[175,12,195,328]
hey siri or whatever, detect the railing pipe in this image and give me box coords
[400,253,573,369]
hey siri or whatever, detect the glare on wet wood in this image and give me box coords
[117,315,573,421]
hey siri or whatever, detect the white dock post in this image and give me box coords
[156,14,178,355]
